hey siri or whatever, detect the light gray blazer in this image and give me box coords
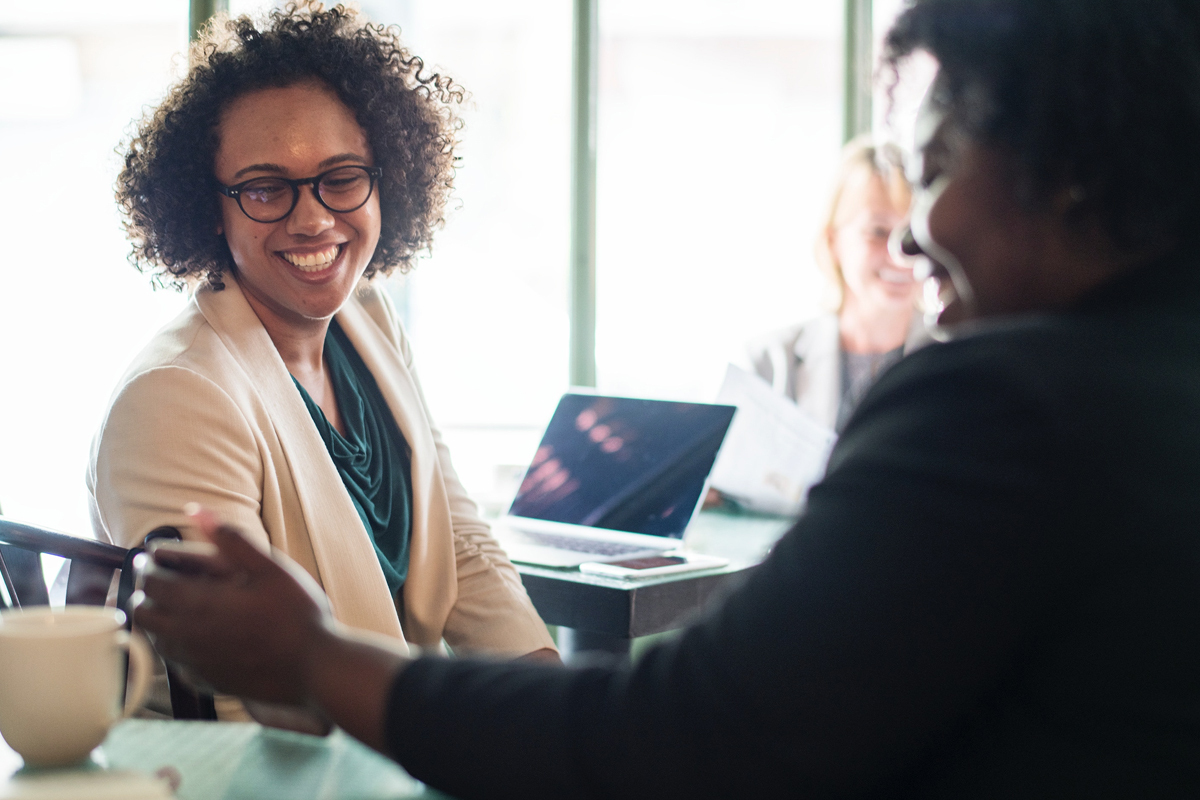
[745,313,928,431]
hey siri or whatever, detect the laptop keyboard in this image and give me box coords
[518,531,655,557]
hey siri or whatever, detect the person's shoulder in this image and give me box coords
[745,314,838,360]
[829,317,1077,474]
[107,295,246,409]
[117,299,211,377]
[863,308,1191,437]
[832,291,1200,538]
[891,308,1169,384]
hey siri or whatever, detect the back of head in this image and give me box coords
[883,0,1200,256]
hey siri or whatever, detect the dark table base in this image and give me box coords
[556,627,632,662]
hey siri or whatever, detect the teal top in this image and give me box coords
[292,321,413,596]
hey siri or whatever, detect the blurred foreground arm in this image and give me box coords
[133,511,408,753]
[134,344,1077,798]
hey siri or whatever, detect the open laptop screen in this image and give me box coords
[507,394,736,538]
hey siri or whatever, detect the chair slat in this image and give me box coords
[0,550,18,608]
[0,545,49,606]
[0,518,125,569]
[64,560,118,606]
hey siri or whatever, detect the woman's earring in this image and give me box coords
[889,223,922,262]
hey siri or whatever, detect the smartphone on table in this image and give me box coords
[577,552,728,579]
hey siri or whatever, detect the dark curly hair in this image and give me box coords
[117,2,464,289]
[883,0,1200,254]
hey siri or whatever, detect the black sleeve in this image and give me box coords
[385,343,1071,800]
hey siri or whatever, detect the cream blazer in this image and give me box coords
[88,275,554,658]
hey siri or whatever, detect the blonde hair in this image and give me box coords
[815,135,912,310]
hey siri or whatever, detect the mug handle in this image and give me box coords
[118,630,154,717]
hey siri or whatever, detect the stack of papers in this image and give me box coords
[708,365,837,517]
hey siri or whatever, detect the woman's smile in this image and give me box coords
[279,243,344,273]
[877,264,915,285]
[213,80,382,331]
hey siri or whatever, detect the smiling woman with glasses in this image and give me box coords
[87,2,558,729]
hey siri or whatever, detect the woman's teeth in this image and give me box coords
[879,266,914,284]
[281,245,340,272]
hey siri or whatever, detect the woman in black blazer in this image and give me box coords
[136,0,1200,796]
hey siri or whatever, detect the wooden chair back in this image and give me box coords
[0,517,129,609]
[0,516,217,721]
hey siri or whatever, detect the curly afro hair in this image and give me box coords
[118,2,464,290]
[882,0,1200,255]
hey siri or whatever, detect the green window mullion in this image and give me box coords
[568,0,599,388]
[189,0,228,42]
[843,0,874,143]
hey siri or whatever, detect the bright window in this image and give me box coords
[0,4,190,533]
[593,0,845,403]
[358,0,575,512]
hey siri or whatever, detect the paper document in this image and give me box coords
[709,364,837,516]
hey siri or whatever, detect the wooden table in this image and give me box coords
[516,508,793,659]
[0,720,453,799]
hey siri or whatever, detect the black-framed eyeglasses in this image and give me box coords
[217,165,383,223]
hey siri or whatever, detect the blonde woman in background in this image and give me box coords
[746,136,925,432]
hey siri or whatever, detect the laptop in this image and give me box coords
[493,393,737,569]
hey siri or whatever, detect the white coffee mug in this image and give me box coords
[0,606,152,767]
